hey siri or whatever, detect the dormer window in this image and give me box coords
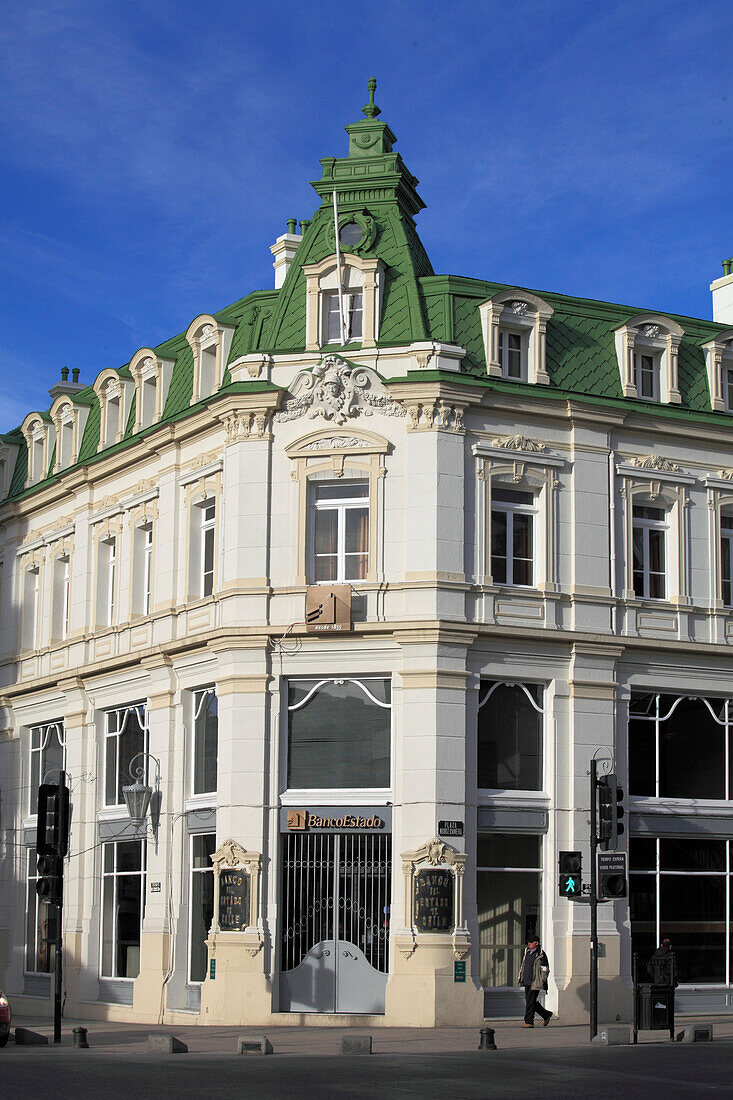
[129,348,175,431]
[303,254,383,351]
[702,330,733,412]
[186,316,235,405]
[50,394,89,473]
[615,315,683,404]
[93,368,134,452]
[479,290,553,385]
[21,414,54,486]
[323,290,363,345]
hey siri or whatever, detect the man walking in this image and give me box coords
[518,936,552,1028]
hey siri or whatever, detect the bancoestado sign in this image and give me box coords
[281,806,392,833]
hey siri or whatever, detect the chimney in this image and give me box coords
[48,366,86,401]
[710,258,733,324]
[270,219,302,289]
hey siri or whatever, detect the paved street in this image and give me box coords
[2,1017,732,1098]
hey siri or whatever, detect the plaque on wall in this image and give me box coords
[438,820,464,837]
[413,867,454,933]
[218,868,249,931]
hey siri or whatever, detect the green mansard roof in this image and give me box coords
[3,80,732,502]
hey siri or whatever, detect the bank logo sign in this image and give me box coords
[286,809,384,831]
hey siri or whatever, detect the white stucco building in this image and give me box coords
[2,82,733,1026]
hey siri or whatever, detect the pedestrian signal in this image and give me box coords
[558,850,582,899]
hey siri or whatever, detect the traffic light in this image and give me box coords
[36,776,70,858]
[558,850,582,899]
[597,772,624,851]
[597,852,627,900]
[36,853,63,905]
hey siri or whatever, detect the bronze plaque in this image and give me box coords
[305,585,351,632]
[414,868,454,933]
[218,868,248,931]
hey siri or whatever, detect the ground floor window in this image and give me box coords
[25,847,57,974]
[101,840,145,979]
[476,833,542,988]
[189,834,215,983]
[630,836,732,985]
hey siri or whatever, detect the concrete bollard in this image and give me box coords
[478,1026,497,1050]
[237,1035,273,1055]
[677,1022,714,1043]
[147,1034,188,1054]
[592,1026,630,1046]
[72,1027,89,1049]
[14,1027,48,1045]
[340,1034,372,1055]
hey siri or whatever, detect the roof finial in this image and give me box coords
[362,77,381,120]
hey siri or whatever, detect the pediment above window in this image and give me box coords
[478,289,554,384]
[128,348,176,429]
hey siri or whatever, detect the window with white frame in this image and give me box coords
[722,514,733,607]
[286,678,391,789]
[478,681,543,791]
[189,499,216,598]
[490,487,535,586]
[634,351,659,401]
[322,290,363,345]
[310,480,368,583]
[725,366,733,413]
[192,688,218,796]
[26,847,58,974]
[52,554,71,641]
[23,565,40,649]
[498,329,525,381]
[29,720,65,814]
[632,504,667,599]
[97,535,117,627]
[104,704,147,807]
[189,834,215,983]
[101,839,145,979]
[132,522,153,617]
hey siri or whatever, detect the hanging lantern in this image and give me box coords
[123,779,152,826]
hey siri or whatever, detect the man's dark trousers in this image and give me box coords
[524,987,551,1025]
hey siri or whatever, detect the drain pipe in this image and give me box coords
[608,449,617,635]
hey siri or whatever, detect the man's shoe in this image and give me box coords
[543,1012,553,1027]
[522,1023,534,1028]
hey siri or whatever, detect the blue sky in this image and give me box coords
[1,0,730,432]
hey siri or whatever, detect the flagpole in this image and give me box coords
[332,189,347,345]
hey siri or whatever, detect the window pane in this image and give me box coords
[491,510,507,583]
[194,693,218,795]
[314,554,337,582]
[344,553,368,581]
[116,875,142,978]
[314,509,338,556]
[477,870,540,987]
[660,874,725,983]
[478,682,542,790]
[660,838,725,872]
[345,507,368,555]
[117,840,142,873]
[105,734,118,806]
[659,696,725,799]
[116,710,146,806]
[101,873,115,977]
[512,513,533,585]
[316,482,368,501]
[492,488,533,505]
[193,833,216,869]
[629,873,657,970]
[629,837,656,871]
[648,528,665,575]
[287,679,390,788]
[190,835,215,982]
[477,834,540,868]
[628,716,656,795]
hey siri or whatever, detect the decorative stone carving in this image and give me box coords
[641,324,661,339]
[212,838,251,871]
[308,436,369,450]
[508,300,529,315]
[719,469,733,481]
[223,411,272,442]
[490,434,547,453]
[631,454,680,472]
[275,355,405,425]
[403,401,464,432]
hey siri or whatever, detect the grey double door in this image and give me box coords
[279,831,391,1014]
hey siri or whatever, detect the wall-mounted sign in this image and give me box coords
[209,958,216,980]
[305,585,351,633]
[218,868,249,931]
[454,960,466,983]
[414,868,454,933]
[281,806,392,834]
[150,881,161,893]
[438,820,464,838]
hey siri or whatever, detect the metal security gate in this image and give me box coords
[279,832,391,1013]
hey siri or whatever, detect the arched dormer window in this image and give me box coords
[0,438,20,499]
[129,348,175,430]
[93,368,134,452]
[702,329,733,412]
[479,290,554,385]
[50,395,90,472]
[302,254,384,352]
[186,316,236,406]
[21,413,54,487]
[614,314,684,404]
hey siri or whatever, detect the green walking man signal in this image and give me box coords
[558,851,582,898]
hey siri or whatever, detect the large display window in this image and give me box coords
[476,833,542,988]
[629,692,731,799]
[478,682,543,791]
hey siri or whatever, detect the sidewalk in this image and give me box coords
[7,1013,733,1056]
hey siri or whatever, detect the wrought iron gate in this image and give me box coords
[279,832,391,1013]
